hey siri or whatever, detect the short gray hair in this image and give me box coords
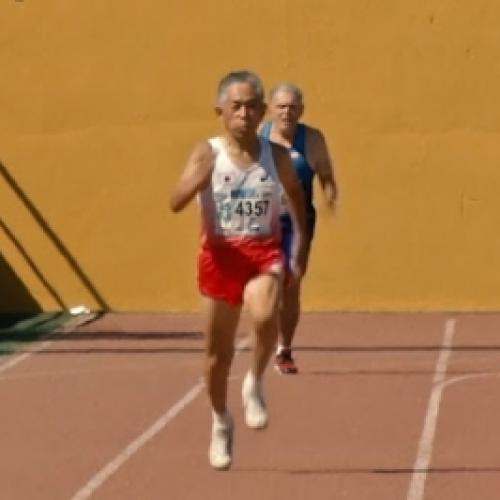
[269,82,304,105]
[216,70,265,105]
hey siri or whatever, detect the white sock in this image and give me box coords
[212,409,231,428]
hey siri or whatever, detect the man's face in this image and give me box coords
[268,90,303,131]
[216,82,266,139]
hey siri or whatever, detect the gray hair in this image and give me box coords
[269,82,304,105]
[216,70,265,105]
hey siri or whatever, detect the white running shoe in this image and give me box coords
[209,412,233,470]
[242,371,268,429]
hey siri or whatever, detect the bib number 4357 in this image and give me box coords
[234,199,269,217]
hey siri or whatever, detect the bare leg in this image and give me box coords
[275,244,311,374]
[202,298,240,470]
[279,280,301,349]
[244,272,282,377]
[241,272,282,429]
[202,297,241,414]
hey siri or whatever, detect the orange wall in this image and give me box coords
[2,1,500,311]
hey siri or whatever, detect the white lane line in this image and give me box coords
[439,371,500,391]
[71,381,205,500]
[406,317,456,500]
[70,336,250,500]
[0,340,54,374]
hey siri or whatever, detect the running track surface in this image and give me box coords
[1,312,500,500]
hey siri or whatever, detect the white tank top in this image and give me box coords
[199,136,282,242]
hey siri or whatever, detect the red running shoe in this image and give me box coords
[274,348,298,374]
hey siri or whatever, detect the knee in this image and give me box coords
[253,311,278,337]
[206,348,234,373]
[253,319,278,351]
[282,281,300,302]
[247,288,279,325]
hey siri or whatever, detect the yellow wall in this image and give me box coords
[2,1,500,311]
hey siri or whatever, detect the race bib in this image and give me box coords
[215,187,273,236]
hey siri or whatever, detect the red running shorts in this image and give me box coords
[198,238,284,306]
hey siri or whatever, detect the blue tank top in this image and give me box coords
[260,122,315,218]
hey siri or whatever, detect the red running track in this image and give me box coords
[1,312,500,500]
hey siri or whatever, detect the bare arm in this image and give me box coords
[307,128,337,208]
[272,143,307,275]
[169,142,215,213]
